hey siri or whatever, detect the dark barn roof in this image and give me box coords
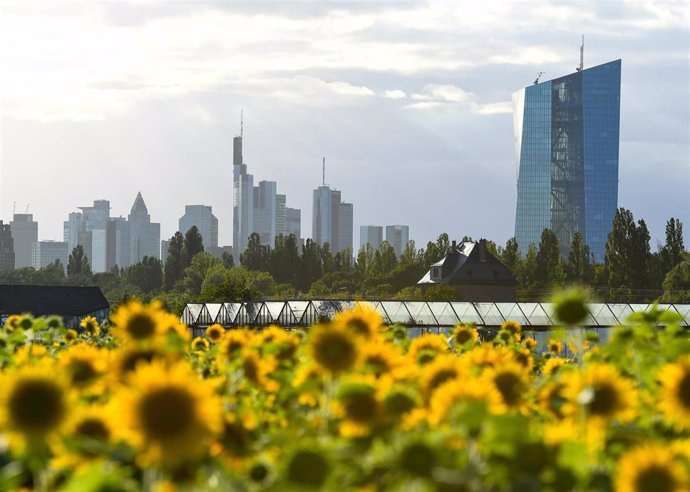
[0,285,109,317]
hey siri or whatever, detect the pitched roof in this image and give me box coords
[130,191,148,215]
[0,285,109,317]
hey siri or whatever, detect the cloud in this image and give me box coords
[383,89,406,99]
[405,84,511,114]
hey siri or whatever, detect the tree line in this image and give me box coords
[0,208,686,312]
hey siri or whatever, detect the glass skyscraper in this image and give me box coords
[513,59,621,261]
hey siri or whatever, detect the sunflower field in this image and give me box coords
[0,294,689,492]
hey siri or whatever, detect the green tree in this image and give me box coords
[661,218,685,272]
[123,256,163,293]
[200,265,262,302]
[423,241,441,269]
[501,237,521,278]
[536,229,565,285]
[183,226,205,267]
[373,241,398,275]
[400,240,419,266]
[605,208,651,294]
[221,251,234,269]
[183,253,221,296]
[270,234,300,284]
[164,232,185,290]
[241,233,270,272]
[298,239,322,292]
[320,243,334,275]
[38,259,66,284]
[566,232,593,283]
[436,233,452,258]
[662,254,690,302]
[67,245,91,279]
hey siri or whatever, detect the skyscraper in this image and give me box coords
[10,214,38,269]
[179,205,219,249]
[233,127,254,261]
[513,59,621,261]
[63,200,110,272]
[253,180,277,246]
[0,221,15,271]
[386,225,410,257]
[360,225,383,251]
[312,185,353,254]
[32,241,68,270]
[128,192,161,263]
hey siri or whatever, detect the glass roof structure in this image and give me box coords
[181,301,689,329]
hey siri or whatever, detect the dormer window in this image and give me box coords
[432,267,441,279]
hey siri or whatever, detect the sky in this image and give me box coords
[1,0,688,252]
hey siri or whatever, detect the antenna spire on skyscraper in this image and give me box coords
[322,157,326,186]
[240,108,244,140]
[578,35,584,71]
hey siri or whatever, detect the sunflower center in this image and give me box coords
[75,418,110,441]
[139,387,195,441]
[677,371,690,409]
[314,333,356,372]
[344,392,377,422]
[243,358,260,383]
[589,383,619,417]
[70,359,98,386]
[127,313,156,339]
[384,392,416,416]
[494,372,522,406]
[9,379,65,433]
[456,331,472,344]
[365,355,391,376]
[347,317,371,336]
[122,350,157,374]
[428,369,458,393]
[634,465,677,492]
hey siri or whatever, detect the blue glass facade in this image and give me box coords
[514,60,621,262]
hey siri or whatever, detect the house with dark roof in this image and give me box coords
[0,285,109,328]
[418,240,517,301]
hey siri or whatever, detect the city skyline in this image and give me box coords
[1,2,687,251]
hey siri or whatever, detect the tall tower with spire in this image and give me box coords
[128,191,161,262]
[232,111,254,261]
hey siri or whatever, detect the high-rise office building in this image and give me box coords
[253,180,277,246]
[10,214,38,269]
[32,241,68,270]
[108,216,130,270]
[312,185,353,254]
[360,226,383,251]
[63,200,111,273]
[513,59,621,261]
[286,208,301,240]
[179,205,218,249]
[128,192,161,263]
[233,130,254,261]
[385,225,409,257]
[0,221,15,271]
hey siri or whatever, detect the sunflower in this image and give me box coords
[114,360,223,466]
[308,324,359,374]
[501,320,522,341]
[0,364,68,447]
[514,348,535,371]
[192,337,210,352]
[206,324,225,343]
[332,303,383,340]
[523,338,538,350]
[334,376,382,437]
[112,346,167,384]
[4,314,21,331]
[428,377,503,425]
[58,343,107,391]
[255,326,300,361]
[110,300,167,343]
[52,404,116,468]
[466,344,515,370]
[542,357,568,376]
[452,324,479,347]
[561,363,637,423]
[64,329,78,344]
[219,330,251,361]
[293,363,324,408]
[538,380,568,418]
[615,444,688,492]
[483,362,530,413]
[408,334,449,365]
[161,314,191,342]
[80,316,100,336]
[420,354,464,399]
[359,342,412,380]
[658,358,690,430]
[547,339,563,354]
[240,350,279,392]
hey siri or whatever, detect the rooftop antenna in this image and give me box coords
[322,157,326,186]
[240,108,243,139]
[534,71,545,85]
[577,35,584,71]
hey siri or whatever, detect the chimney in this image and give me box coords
[479,239,487,262]
[451,240,456,251]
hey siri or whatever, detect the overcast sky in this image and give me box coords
[1,0,688,252]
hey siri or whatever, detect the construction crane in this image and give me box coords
[534,72,545,85]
